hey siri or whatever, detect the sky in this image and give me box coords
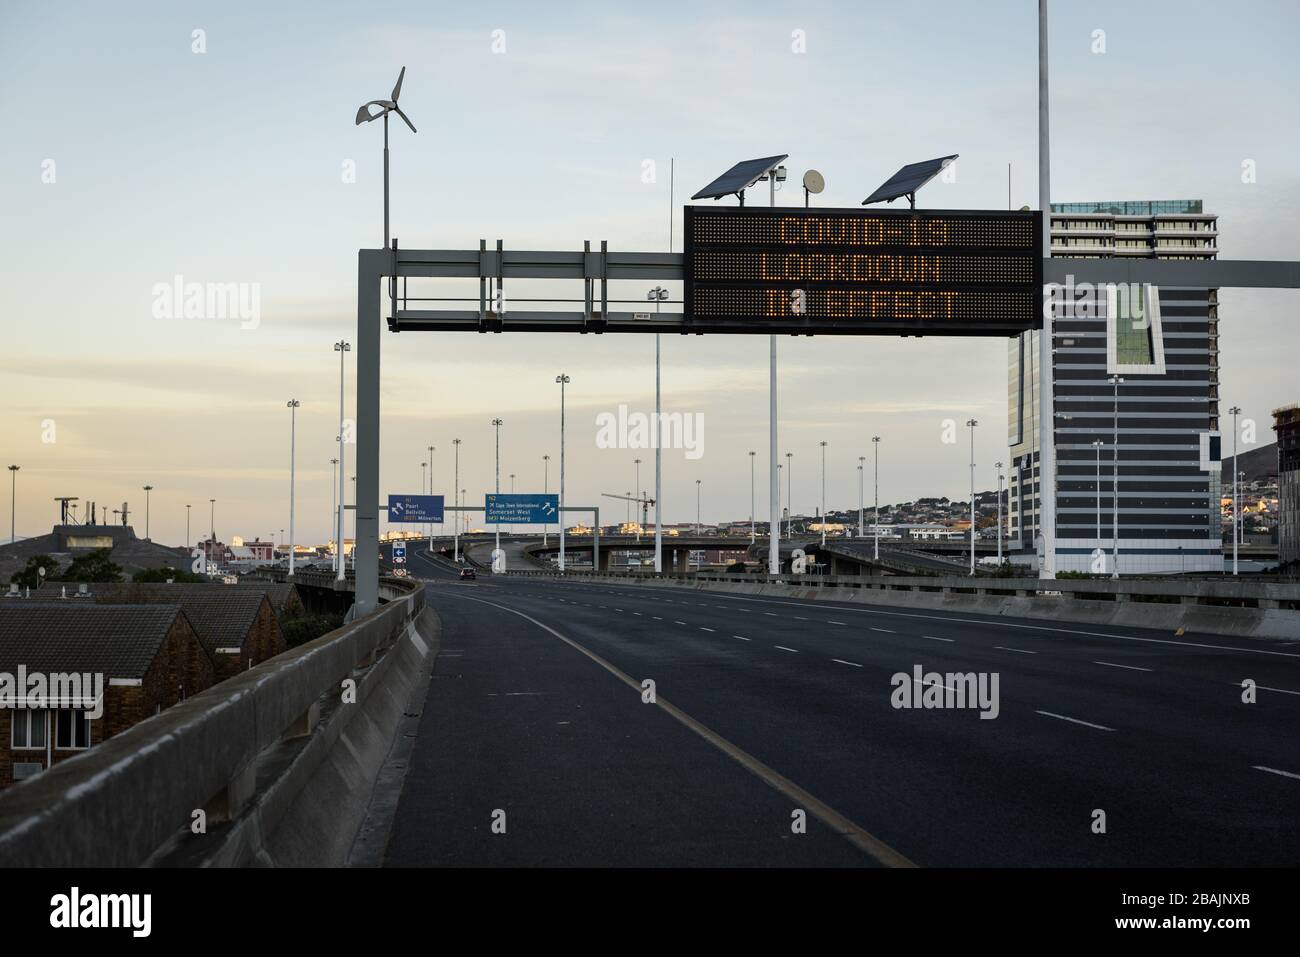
[1,0,1298,546]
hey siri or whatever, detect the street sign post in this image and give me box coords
[387,494,444,523]
[485,493,559,525]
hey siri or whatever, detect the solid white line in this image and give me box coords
[774,645,799,653]
[832,658,863,668]
[700,626,716,633]
[870,627,895,634]
[923,635,955,643]
[1035,710,1115,732]
[1253,765,1300,780]
[828,620,847,626]
[1094,660,1152,673]
[732,635,750,641]
[995,646,1037,655]
[1244,683,1300,697]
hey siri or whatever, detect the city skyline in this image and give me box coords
[3,0,1298,546]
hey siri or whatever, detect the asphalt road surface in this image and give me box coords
[383,549,1300,867]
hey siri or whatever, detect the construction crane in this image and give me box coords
[601,492,654,541]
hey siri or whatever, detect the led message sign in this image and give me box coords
[683,206,1042,336]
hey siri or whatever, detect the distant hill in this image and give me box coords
[1222,441,1277,484]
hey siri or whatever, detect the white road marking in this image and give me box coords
[674,620,687,625]
[995,646,1038,655]
[1243,683,1300,697]
[1253,766,1300,780]
[923,635,955,643]
[1094,661,1152,673]
[775,645,799,653]
[732,635,750,641]
[764,612,778,617]
[632,612,642,616]
[794,616,809,621]
[870,627,895,634]
[832,658,862,668]
[912,676,958,693]
[700,626,716,633]
[1035,710,1115,732]
[828,620,847,626]
[690,593,1300,659]
[652,616,663,620]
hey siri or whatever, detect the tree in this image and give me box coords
[133,566,205,583]
[55,549,123,583]
[9,555,60,589]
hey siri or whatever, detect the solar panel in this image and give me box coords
[691,155,789,201]
[861,154,958,206]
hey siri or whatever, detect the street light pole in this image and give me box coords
[695,479,701,535]
[491,418,503,569]
[649,286,668,573]
[452,439,461,562]
[748,451,756,544]
[142,485,153,541]
[543,454,550,547]
[6,465,16,545]
[966,419,978,575]
[1091,439,1103,564]
[428,444,436,546]
[334,340,351,582]
[785,452,793,537]
[996,461,1004,565]
[819,441,828,548]
[286,399,299,574]
[872,436,881,562]
[329,458,339,566]
[185,504,191,550]
[634,458,641,539]
[857,456,865,538]
[556,375,570,572]
[1110,375,1124,579]
[1229,405,1241,575]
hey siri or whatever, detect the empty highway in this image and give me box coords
[383,548,1300,867]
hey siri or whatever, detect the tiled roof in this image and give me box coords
[31,583,269,654]
[0,602,183,678]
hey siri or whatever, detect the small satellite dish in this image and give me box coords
[803,170,825,194]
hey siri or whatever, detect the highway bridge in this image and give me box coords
[3,551,1297,869]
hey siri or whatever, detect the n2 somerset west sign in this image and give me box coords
[683,206,1042,336]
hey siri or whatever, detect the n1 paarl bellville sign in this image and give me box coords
[683,206,1042,336]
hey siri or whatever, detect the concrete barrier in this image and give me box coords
[0,577,431,867]
[507,570,1300,642]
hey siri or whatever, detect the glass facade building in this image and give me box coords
[1008,200,1223,574]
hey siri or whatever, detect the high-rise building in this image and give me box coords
[1008,200,1223,574]
[1273,404,1300,568]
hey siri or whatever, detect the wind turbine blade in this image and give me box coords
[392,66,406,102]
[355,105,376,124]
[394,105,417,133]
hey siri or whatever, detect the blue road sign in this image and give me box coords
[387,494,444,523]
[485,493,557,524]
[392,542,406,558]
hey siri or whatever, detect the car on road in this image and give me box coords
[458,568,476,581]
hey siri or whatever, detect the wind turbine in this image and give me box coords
[355,66,417,249]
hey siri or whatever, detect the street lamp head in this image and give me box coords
[492,418,503,426]
[287,399,300,409]
[7,465,17,472]
[966,418,978,427]
[872,436,880,443]
[334,340,351,353]
[143,485,153,492]
[556,374,571,384]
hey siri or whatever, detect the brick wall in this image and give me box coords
[0,615,213,789]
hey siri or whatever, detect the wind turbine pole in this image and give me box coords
[383,112,389,249]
